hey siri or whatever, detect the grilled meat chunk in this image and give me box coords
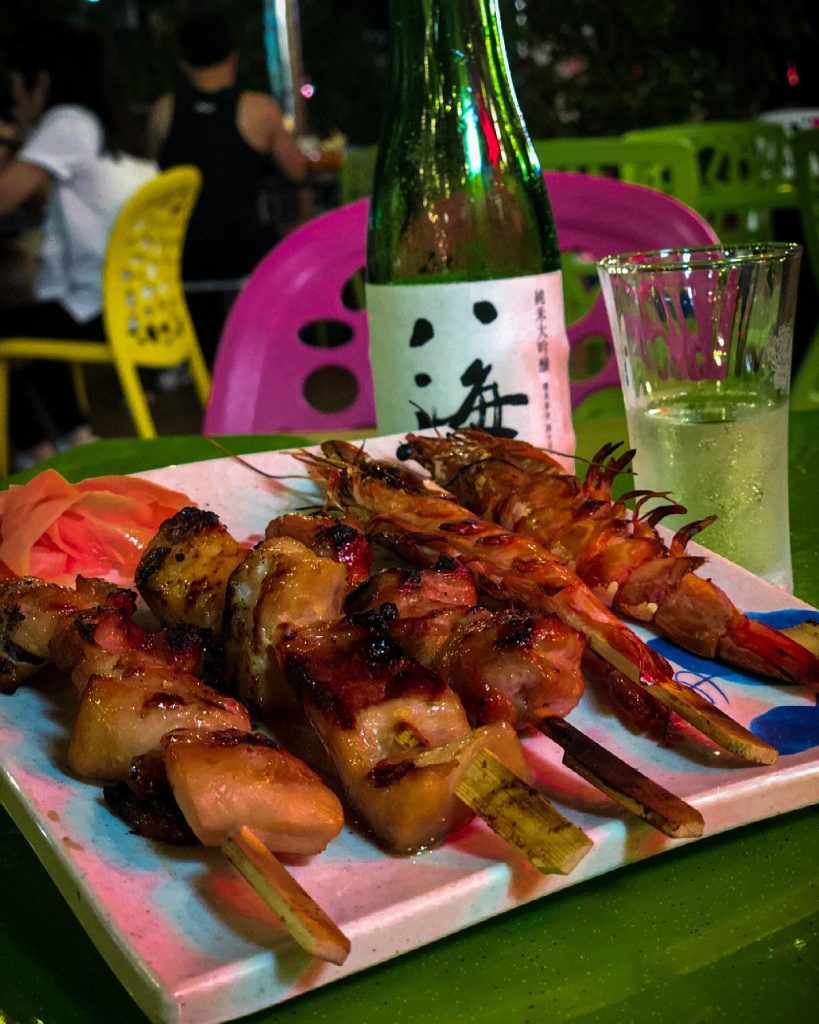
[135,507,248,640]
[224,536,348,716]
[162,727,344,853]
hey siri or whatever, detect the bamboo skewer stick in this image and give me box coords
[394,726,593,874]
[650,678,777,765]
[569,632,777,766]
[536,717,704,839]
[222,826,351,965]
[782,621,819,656]
[454,749,594,875]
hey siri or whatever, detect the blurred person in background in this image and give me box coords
[147,11,307,364]
[0,19,156,471]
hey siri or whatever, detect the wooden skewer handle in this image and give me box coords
[537,717,704,839]
[589,636,777,766]
[455,748,593,875]
[652,679,777,765]
[222,826,351,965]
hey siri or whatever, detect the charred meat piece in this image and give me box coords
[280,620,528,854]
[50,589,206,693]
[348,564,585,727]
[135,507,248,640]
[0,576,122,691]
[345,558,477,619]
[266,513,373,588]
[391,607,586,726]
[224,536,348,716]
[69,668,251,780]
[162,727,344,853]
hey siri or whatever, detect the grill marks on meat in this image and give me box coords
[345,558,477,619]
[0,576,120,691]
[50,590,206,693]
[282,622,450,729]
[279,619,527,854]
[69,668,251,780]
[265,514,372,588]
[224,536,349,716]
[135,507,248,640]
[351,565,586,727]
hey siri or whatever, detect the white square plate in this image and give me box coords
[1,434,817,1024]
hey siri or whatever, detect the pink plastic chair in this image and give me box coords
[204,172,718,434]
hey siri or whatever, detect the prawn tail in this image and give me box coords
[720,614,819,686]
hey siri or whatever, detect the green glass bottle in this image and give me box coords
[366,0,574,450]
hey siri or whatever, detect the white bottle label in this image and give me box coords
[366,272,575,457]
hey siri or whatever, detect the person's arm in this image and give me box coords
[0,157,51,216]
[146,93,174,160]
[269,115,308,183]
[241,93,308,183]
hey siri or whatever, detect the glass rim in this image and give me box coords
[598,241,802,274]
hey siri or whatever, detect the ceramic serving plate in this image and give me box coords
[1,434,817,1024]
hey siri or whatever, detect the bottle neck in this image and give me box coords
[369,0,559,281]
[388,0,525,161]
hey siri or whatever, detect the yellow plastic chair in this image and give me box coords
[0,166,211,477]
[624,121,792,242]
[533,136,701,209]
[791,128,819,409]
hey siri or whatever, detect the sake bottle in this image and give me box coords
[366,0,574,452]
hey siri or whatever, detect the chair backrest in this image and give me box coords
[338,145,379,204]
[103,166,203,369]
[534,137,700,208]
[792,128,819,289]
[624,121,789,242]
[204,171,718,434]
[790,128,819,410]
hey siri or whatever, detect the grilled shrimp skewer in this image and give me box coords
[403,429,819,687]
[348,561,704,838]
[0,575,351,964]
[306,444,776,766]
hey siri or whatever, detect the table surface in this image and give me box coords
[1,413,817,1024]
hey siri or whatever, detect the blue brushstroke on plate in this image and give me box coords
[647,608,819,755]
[751,696,819,755]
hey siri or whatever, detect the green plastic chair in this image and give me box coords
[338,145,378,203]
[624,121,792,243]
[791,128,819,409]
[533,136,700,208]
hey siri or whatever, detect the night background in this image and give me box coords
[2,0,818,144]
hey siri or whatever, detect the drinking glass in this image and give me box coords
[598,242,802,591]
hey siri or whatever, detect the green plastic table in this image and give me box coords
[1,415,817,1024]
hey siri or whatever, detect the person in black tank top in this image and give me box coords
[147,13,307,362]
[158,83,274,280]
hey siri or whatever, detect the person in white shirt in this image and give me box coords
[0,20,156,469]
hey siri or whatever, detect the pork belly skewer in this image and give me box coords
[347,560,704,839]
[0,576,351,964]
[220,517,592,873]
[303,444,776,767]
[402,429,819,687]
[135,508,592,870]
[280,617,592,869]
